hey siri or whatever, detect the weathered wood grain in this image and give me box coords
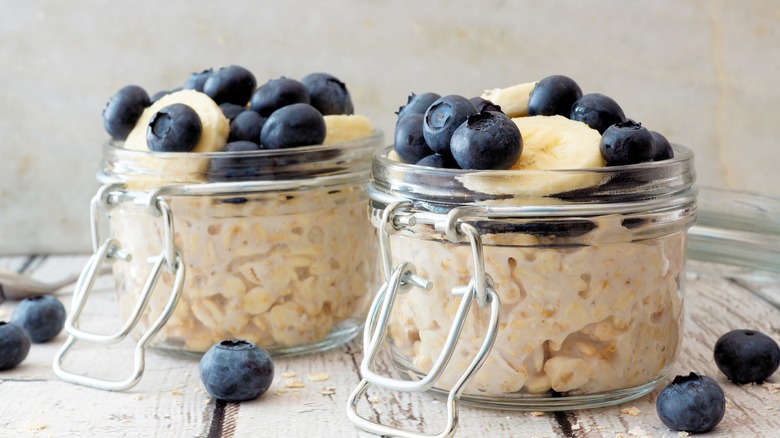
[0,256,778,437]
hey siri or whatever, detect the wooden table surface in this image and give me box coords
[0,254,778,438]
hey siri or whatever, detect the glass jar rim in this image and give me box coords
[370,144,696,214]
[99,129,383,189]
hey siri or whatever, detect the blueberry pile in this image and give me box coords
[395,74,676,169]
[394,93,522,170]
[102,66,354,156]
[0,295,67,371]
[199,339,274,402]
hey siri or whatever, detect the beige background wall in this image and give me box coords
[1,0,778,254]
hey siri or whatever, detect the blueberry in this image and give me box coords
[150,90,170,103]
[396,92,441,122]
[11,295,66,343]
[146,103,202,152]
[450,111,522,170]
[208,141,266,181]
[250,77,311,117]
[102,85,151,140]
[469,97,502,113]
[199,339,274,402]
[416,153,459,169]
[570,93,625,134]
[714,329,780,384]
[229,110,266,143]
[260,103,325,149]
[656,372,725,433]
[0,321,31,370]
[300,72,354,115]
[183,68,213,92]
[203,65,257,106]
[599,120,655,166]
[394,114,433,164]
[423,95,478,155]
[219,103,247,122]
[527,75,583,117]
[651,130,675,161]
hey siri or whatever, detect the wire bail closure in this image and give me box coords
[52,184,186,391]
[346,202,501,438]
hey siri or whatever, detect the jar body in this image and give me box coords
[368,144,696,409]
[101,132,381,356]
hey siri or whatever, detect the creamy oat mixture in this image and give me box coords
[111,184,378,353]
[384,216,685,395]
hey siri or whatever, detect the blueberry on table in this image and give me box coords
[569,93,625,134]
[650,130,675,161]
[183,68,214,92]
[207,141,264,181]
[250,77,311,117]
[0,321,31,370]
[714,329,780,384]
[102,85,151,140]
[228,110,266,143]
[199,339,274,402]
[300,72,354,115]
[527,74,582,117]
[450,111,522,170]
[469,97,502,114]
[146,103,203,152]
[219,103,247,122]
[599,120,656,165]
[260,103,325,149]
[394,114,433,164]
[416,153,459,169]
[203,65,257,106]
[396,92,441,122]
[11,295,66,343]
[655,372,725,433]
[423,95,478,155]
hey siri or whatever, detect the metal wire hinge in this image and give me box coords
[52,184,186,391]
[346,203,501,438]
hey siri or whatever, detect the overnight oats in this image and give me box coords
[355,75,696,415]
[93,66,381,356]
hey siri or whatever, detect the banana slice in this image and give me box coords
[322,114,373,145]
[122,90,229,188]
[458,115,607,197]
[481,81,537,118]
[125,89,228,153]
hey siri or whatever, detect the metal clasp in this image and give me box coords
[53,184,185,391]
[347,203,501,438]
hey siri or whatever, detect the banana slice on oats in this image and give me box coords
[122,90,229,188]
[458,115,606,197]
[481,81,537,118]
[322,114,373,145]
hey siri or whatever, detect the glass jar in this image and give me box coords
[350,144,696,425]
[55,131,382,390]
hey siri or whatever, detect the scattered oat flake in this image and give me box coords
[571,423,581,430]
[307,371,330,382]
[368,397,380,404]
[725,402,733,408]
[762,382,780,394]
[321,388,336,395]
[132,394,144,401]
[677,432,690,437]
[620,406,641,416]
[170,390,183,396]
[280,371,297,378]
[121,418,132,424]
[273,388,288,395]
[284,379,305,388]
[25,420,46,431]
[529,411,545,417]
